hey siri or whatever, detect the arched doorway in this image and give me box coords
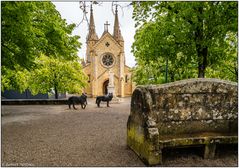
[103,80,109,95]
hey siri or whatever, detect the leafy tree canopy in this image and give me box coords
[28,54,88,99]
[1,1,81,70]
[1,1,87,96]
[1,66,30,93]
[132,1,237,84]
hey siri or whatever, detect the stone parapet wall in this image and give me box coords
[127,78,238,165]
[2,99,68,105]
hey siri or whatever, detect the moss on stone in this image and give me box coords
[127,78,238,165]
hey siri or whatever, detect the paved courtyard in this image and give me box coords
[1,98,238,167]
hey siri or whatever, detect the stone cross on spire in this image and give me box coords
[104,21,110,32]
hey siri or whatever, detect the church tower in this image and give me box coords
[113,6,124,47]
[86,5,98,63]
[113,6,125,97]
[82,5,133,97]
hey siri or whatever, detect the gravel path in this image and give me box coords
[1,98,238,167]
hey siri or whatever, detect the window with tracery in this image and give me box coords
[102,54,114,67]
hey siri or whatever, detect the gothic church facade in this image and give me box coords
[82,6,133,97]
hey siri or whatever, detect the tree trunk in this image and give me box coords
[54,85,58,99]
[197,47,208,78]
[195,5,207,78]
[53,72,58,99]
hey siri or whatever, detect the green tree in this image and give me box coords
[132,21,198,85]
[206,31,238,81]
[132,1,237,84]
[1,1,81,70]
[132,58,165,85]
[1,66,30,93]
[1,1,83,94]
[28,55,88,99]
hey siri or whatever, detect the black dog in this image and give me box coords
[68,93,87,110]
[96,93,113,107]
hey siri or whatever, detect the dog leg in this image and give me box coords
[81,103,86,109]
[73,103,77,110]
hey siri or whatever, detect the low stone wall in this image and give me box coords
[1,99,68,105]
[127,78,238,165]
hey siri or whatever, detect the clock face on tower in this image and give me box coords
[102,53,114,67]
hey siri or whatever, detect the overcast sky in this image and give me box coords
[53,2,136,67]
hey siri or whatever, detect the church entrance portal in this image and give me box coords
[103,80,109,95]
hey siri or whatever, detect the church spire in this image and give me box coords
[87,5,98,41]
[113,5,124,42]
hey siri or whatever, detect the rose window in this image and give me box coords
[102,54,114,67]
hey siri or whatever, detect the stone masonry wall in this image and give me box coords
[130,78,238,136]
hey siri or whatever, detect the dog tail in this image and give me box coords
[95,97,98,104]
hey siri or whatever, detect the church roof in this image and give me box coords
[93,31,123,50]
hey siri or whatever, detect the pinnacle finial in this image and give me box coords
[90,4,93,12]
[113,4,124,42]
[87,4,98,41]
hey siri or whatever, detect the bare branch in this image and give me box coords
[111,2,125,17]
[77,1,91,27]
[77,1,131,28]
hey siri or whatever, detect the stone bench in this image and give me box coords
[127,78,238,165]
